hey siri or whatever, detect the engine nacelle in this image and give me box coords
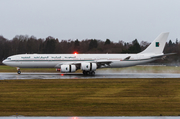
[61,65,76,73]
[81,63,97,71]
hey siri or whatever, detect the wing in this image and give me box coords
[70,60,112,68]
[54,60,112,69]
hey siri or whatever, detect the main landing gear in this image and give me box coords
[83,70,95,76]
[16,67,21,74]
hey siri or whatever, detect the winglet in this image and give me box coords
[140,32,169,54]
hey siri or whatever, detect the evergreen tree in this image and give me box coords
[88,39,98,50]
[105,39,110,45]
[44,36,57,53]
[176,38,178,45]
[74,39,80,52]
[168,40,173,46]
[132,39,141,53]
[122,39,141,53]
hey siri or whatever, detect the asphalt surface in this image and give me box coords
[0,72,180,80]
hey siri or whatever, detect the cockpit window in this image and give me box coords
[7,58,11,60]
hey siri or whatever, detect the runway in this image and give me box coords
[0,116,179,119]
[1,72,180,80]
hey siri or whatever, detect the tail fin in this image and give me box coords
[140,32,169,54]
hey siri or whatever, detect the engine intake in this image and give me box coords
[81,63,97,71]
[61,65,76,73]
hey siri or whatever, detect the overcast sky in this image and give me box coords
[0,0,180,42]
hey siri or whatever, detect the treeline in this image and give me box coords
[0,35,179,65]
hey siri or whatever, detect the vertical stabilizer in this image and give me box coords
[140,32,169,54]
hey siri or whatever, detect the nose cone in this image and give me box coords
[2,60,7,65]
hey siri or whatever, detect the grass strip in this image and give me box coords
[1,78,180,116]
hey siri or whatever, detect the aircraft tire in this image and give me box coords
[83,71,95,76]
[83,70,87,75]
[89,71,95,76]
[86,71,90,75]
[91,71,95,75]
[17,70,21,74]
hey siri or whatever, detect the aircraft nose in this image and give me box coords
[2,60,6,65]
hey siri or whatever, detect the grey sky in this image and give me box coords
[0,0,180,42]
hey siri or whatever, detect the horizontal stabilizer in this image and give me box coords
[151,53,176,59]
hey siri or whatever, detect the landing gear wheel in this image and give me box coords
[90,71,95,76]
[83,70,87,75]
[17,70,21,74]
[89,71,95,76]
[83,71,95,76]
[83,71,90,75]
[86,71,90,75]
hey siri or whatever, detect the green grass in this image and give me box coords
[1,65,180,73]
[1,78,180,116]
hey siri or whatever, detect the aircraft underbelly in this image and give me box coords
[108,59,155,68]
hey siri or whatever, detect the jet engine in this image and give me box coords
[81,63,97,71]
[60,65,76,73]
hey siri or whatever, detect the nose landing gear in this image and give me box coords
[16,67,21,74]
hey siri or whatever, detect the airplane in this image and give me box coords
[2,32,175,75]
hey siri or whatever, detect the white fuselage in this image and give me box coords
[2,53,161,68]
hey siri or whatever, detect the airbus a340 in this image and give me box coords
[2,32,174,75]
